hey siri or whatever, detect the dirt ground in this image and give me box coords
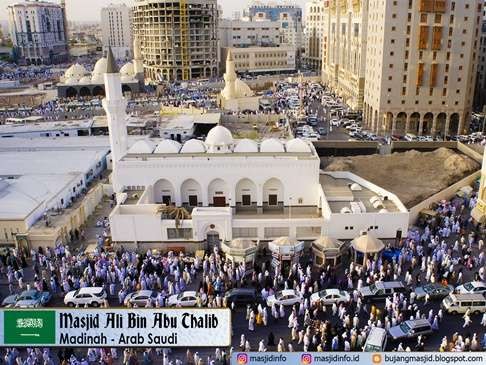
[323,148,480,208]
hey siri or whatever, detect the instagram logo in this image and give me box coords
[236,353,248,365]
[301,353,313,364]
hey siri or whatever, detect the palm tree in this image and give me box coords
[157,205,191,229]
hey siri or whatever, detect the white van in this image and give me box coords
[363,327,387,352]
[441,293,486,314]
[404,133,417,141]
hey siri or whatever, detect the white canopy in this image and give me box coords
[351,233,384,254]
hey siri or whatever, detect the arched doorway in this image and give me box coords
[181,178,202,207]
[263,177,284,211]
[410,112,420,134]
[65,87,77,98]
[235,178,257,210]
[92,86,105,97]
[449,113,460,135]
[154,179,175,205]
[395,112,407,135]
[436,113,447,136]
[206,229,220,251]
[79,87,91,97]
[122,85,132,94]
[423,113,434,135]
[385,112,393,133]
[208,178,229,207]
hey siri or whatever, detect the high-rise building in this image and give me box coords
[321,0,368,111]
[132,0,219,82]
[101,3,133,61]
[246,2,304,50]
[7,0,68,65]
[322,0,482,137]
[219,19,281,49]
[474,1,486,111]
[304,0,325,71]
[472,146,486,224]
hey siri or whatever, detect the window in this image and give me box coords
[167,228,193,239]
[420,14,428,23]
[268,195,278,206]
[232,227,257,238]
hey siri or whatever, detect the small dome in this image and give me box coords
[127,140,156,154]
[78,76,92,84]
[234,139,259,153]
[64,63,87,80]
[260,138,285,153]
[93,57,108,75]
[120,62,135,76]
[205,125,234,146]
[154,139,182,154]
[286,138,311,153]
[180,139,206,153]
[64,77,79,85]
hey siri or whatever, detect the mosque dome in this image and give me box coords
[120,62,135,76]
[64,63,87,80]
[260,138,285,153]
[154,139,182,154]
[205,125,234,153]
[90,57,108,84]
[205,126,234,146]
[286,138,312,153]
[234,139,259,153]
[180,139,206,153]
[127,140,156,154]
[93,57,108,75]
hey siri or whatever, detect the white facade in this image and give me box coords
[304,0,325,71]
[219,19,281,48]
[101,4,133,61]
[7,0,68,65]
[222,46,296,74]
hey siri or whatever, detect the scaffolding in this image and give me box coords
[179,0,190,80]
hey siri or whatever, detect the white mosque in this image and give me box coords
[102,48,409,252]
[217,50,261,112]
[57,38,144,98]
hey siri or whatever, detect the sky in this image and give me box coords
[1,0,309,23]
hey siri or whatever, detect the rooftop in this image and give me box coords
[0,120,93,135]
[320,173,400,214]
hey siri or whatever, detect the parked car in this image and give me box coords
[124,290,159,307]
[359,281,408,302]
[224,288,262,307]
[167,291,205,307]
[266,289,303,307]
[363,327,387,352]
[442,293,486,314]
[414,283,454,300]
[64,287,107,307]
[455,281,486,294]
[404,133,417,141]
[2,290,51,308]
[310,289,351,306]
[388,319,433,341]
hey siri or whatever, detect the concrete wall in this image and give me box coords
[314,141,379,157]
[408,170,482,225]
[391,141,457,153]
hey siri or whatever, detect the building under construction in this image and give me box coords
[133,0,219,82]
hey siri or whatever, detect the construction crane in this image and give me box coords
[179,0,190,81]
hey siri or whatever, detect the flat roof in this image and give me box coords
[0,120,93,135]
[320,174,400,214]
[159,113,221,130]
[0,175,78,220]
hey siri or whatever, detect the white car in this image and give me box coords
[167,291,205,307]
[310,289,351,306]
[64,287,107,307]
[266,289,303,307]
[455,281,486,294]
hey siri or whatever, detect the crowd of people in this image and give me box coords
[0,187,483,364]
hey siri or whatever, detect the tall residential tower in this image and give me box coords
[132,0,219,82]
[101,3,133,60]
